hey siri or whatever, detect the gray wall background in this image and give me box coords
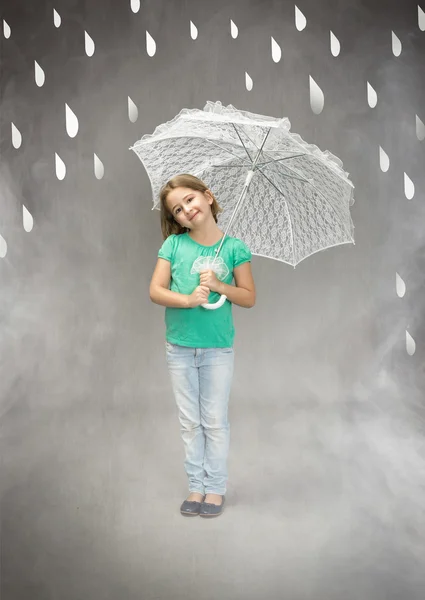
[1,0,424,599]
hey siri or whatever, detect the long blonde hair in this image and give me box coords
[159,174,222,240]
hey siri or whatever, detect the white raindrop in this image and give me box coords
[404,173,415,199]
[0,234,7,258]
[55,153,66,180]
[367,82,377,108]
[418,6,425,31]
[416,115,425,141]
[309,75,324,115]
[85,31,95,57]
[396,272,406,298]
[35,61,45,87]
[230,19,238,39]
[94,154,104,180]
[128,97,138,123]
[271,37,281,62]
[146,31,156,57]
[53,9,61,28]
[65,104,79,138]
[330,31,340,56]
[190,21,198,40]
[379,146,390,172]
[23,205,33,232]
[131,0,141,13]
[3,20,11,39]
[245,72,253,91]
[295,6,307,31]
[392,31,402,56]
[11,123,22,149]
[406,331,416,356]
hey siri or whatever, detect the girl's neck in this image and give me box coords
[188,222,223,245]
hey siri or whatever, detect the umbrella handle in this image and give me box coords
[201,294,227,310]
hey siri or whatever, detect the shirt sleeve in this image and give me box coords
[233,238,252,268]
[158,234,176,262]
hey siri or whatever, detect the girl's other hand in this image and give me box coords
[187,285,210,308]
[199,270,221,293]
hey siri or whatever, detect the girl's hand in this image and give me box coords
[200,270,222,293]
[187,285,210,308]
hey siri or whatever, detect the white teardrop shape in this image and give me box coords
[379,146,390,172]
[23,205,34,232]
[404,173,415,199]
[65,104,79,138]
[406,331,416,356]
[94,154,104,180]
[416,115,425,141]
[0,234,7,258]
[396,272,406,298]
[35,61,45,87]
[295,6,307,31]
[419,6,425,31]
[230,19,238,39]
[130,0,141,13]
[190,21,198,40]
[392,31,402,56]
[271,37,281,62]
[11,123,22,149]
[55,152,66,180]
[245,72,253,91]
[367,82,377,108]
[128,96,138,122]
[3,20,11,39]
[146,31,156,57]
[309,75,324,115]
[85,31,95,57]
[53,9,61,28]
[330,31,340,56]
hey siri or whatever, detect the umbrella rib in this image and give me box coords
[205,137,251,166]
[255,153,307,167]
[232,124,254,162]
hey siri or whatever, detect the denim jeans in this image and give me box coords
[165,342,234,496]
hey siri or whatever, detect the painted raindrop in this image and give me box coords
[367,82,377,108]
[271,37,281,62]
[245,72,253,91]
[406,331,416,356]
[419,5,425,31]
[55,153,66,180]
[146,31,156,57]
[330,31,340,56]
[295,6,307,31]
[416,115,424,141]
[53,9,61,28]
[11,123,22,149]
[3,20,11,39]
[230,19,238,39]
[0,235,7,258]
[35,61,45,87]
[190,21,198,40]
[309,75,324,114]
[396,272,406,298]
[85,31,95,56]
[94,154,104,179]
[23,205,33,232]
[404,173,414,199]
[392,31,402,56]
[379,146,389,172]
[65,104,79,138]
[128,97,138,123]
[131,0,141,13]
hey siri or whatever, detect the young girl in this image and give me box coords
[149,174,255,518]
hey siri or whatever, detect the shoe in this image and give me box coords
[199,495,225,518]
[180,496,204,517]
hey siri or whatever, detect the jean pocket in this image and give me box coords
[165,342,175,353]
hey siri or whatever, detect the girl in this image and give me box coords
[149,174,255,518]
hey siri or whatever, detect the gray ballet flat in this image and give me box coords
[199,496,225,518]
[180,498,204,516]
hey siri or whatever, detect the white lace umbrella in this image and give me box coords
[130,101,355,310]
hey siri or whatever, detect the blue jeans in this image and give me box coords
[165,342,234,496]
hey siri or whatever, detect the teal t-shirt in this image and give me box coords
[157,232,252,348]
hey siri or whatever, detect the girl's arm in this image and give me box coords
[218,262,256,309]
[149,258,191,308]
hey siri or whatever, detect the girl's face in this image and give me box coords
[166,186,213,230]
